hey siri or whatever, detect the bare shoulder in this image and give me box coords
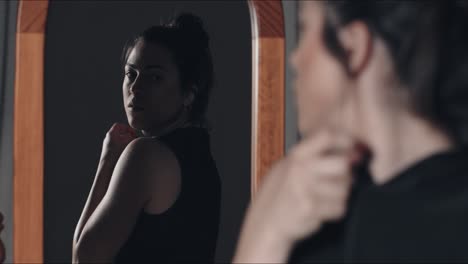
[122,137,180,175]
[120,137,182,213]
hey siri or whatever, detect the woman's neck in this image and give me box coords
[141,107,192,138]
[361,108,454,185]
[352,41,454,184]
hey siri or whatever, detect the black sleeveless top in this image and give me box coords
[289,147,468,263]
[114,127,221,263]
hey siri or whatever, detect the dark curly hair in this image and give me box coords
[121,13,213,127]
[322,1,468,145]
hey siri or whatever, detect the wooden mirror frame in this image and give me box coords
[13,0,285,262]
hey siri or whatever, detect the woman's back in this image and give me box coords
[115,127,221,262]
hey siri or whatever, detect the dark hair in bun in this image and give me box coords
[122,13,213,126]
[172,13,210,50]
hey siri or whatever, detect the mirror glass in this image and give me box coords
[44,1,251,262]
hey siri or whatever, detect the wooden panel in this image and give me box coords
[250,0,285,38]
[14,32,45,264]
[17,0,48,33]
[14,0,48,262]
[249,0,285,196]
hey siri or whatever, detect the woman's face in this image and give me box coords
[290,1,352,137]
[123,39,185,131]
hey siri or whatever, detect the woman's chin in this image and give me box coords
[128,118,146,131]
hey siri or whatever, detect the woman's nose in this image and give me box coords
[130,78,143,95]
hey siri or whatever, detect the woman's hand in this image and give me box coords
[96,123,138,183]
[234,129,362,263]
[101,123,138,161]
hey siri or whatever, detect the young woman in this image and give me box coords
[235,1,468,263]
[72,13,221,263]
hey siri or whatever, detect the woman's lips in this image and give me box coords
[129,105,144,112]
[128,101,145,112]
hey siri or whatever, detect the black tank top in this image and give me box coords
[289,147,468,263]
[114,127,221,263]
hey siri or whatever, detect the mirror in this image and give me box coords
[13,0,284,262]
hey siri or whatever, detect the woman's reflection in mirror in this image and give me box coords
[72,13,221,263]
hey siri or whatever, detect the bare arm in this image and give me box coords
[72,123,136,262]
[73,137,180,263]
[72,150,119,256]
[73,138,150,263]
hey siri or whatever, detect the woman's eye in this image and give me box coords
[125,71,136,79]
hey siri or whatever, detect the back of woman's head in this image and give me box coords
[322,1,468,145]
[122,13,213,126]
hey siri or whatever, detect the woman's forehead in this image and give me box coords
[126,40,174,69]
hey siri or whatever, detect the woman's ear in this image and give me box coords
[338,21,373,77]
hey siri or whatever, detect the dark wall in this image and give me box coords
[44,1,251,262]
[0,1,18,263]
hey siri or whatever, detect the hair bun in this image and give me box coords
[174,13,210,49]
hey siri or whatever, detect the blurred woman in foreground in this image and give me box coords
[235,1,468,262]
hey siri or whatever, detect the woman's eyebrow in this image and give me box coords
[125,63,166,71]
[144,65,166,71]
